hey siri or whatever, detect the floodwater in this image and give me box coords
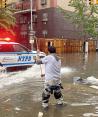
[0,52,98,117]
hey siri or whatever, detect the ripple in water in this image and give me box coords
[0,66,76,89]
[83,113,98,117]
[0,65,44,89]
[61,67,76,74]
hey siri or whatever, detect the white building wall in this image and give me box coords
[57,0,74,11]
[7,0,74,11]
[37,0,75,11]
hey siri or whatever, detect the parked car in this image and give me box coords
[0,40,46,71]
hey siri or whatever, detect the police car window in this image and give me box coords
[13,44,29,52]
[0,44,14,52]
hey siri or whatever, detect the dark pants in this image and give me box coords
[42,84,63,104]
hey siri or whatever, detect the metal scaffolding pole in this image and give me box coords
[29,0,35,50]
[30,0,33,31]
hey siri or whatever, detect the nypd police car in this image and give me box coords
[0,40,46,69]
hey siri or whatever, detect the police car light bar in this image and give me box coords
[0,37,11,41]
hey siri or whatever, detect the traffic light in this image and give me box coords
[96,0,98,4]
[88,0,98,5]
[0,0,7,8]
[88,0,93,5]
[4,0,7,8]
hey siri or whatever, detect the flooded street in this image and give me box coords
[0,52,98,117]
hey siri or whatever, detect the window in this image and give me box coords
[19,16,27,24]
[42,13,48,22]
[32,15,37,23]
[41,0,47,5]
[88,0,93,5]
[0,44,14,52]
[42,30,48,37]
[13,44,29,52]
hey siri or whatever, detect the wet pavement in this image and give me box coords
[0,52,98,117]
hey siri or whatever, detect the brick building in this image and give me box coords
[7,0,97,52]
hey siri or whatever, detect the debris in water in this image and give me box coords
[68,115,73,117]
[4,98,11,102]
[90,85,98,89]
[95,106,98,114]
[0,66,7,78]
[5,108,11,111]
[73,77,87,84]
[61,67,75,74]
[14,107,21,111]
[73,76,98,86]
[71,103,91,106]
[73,77,81,84]
[38,112,43,117]
[83,113,98,117]
[87,76,98,85]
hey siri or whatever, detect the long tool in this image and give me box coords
[35,37,45,77]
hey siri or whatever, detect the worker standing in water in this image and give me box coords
[36,46,63,108]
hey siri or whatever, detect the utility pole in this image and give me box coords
[30,0,33,32]
[29,0,35,50]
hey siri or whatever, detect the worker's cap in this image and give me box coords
[48,46,56,53]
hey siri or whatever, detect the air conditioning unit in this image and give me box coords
[41,0,47,5]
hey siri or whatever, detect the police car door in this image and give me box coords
[0,43,17,67]
[12,44,35,67]
[0,43,35,67]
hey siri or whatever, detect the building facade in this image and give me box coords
[11,0,81,48]
[36,0,81,39]
[7,0,97,52]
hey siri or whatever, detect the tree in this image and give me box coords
[59,0,98,40]
[0,0,16,34]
